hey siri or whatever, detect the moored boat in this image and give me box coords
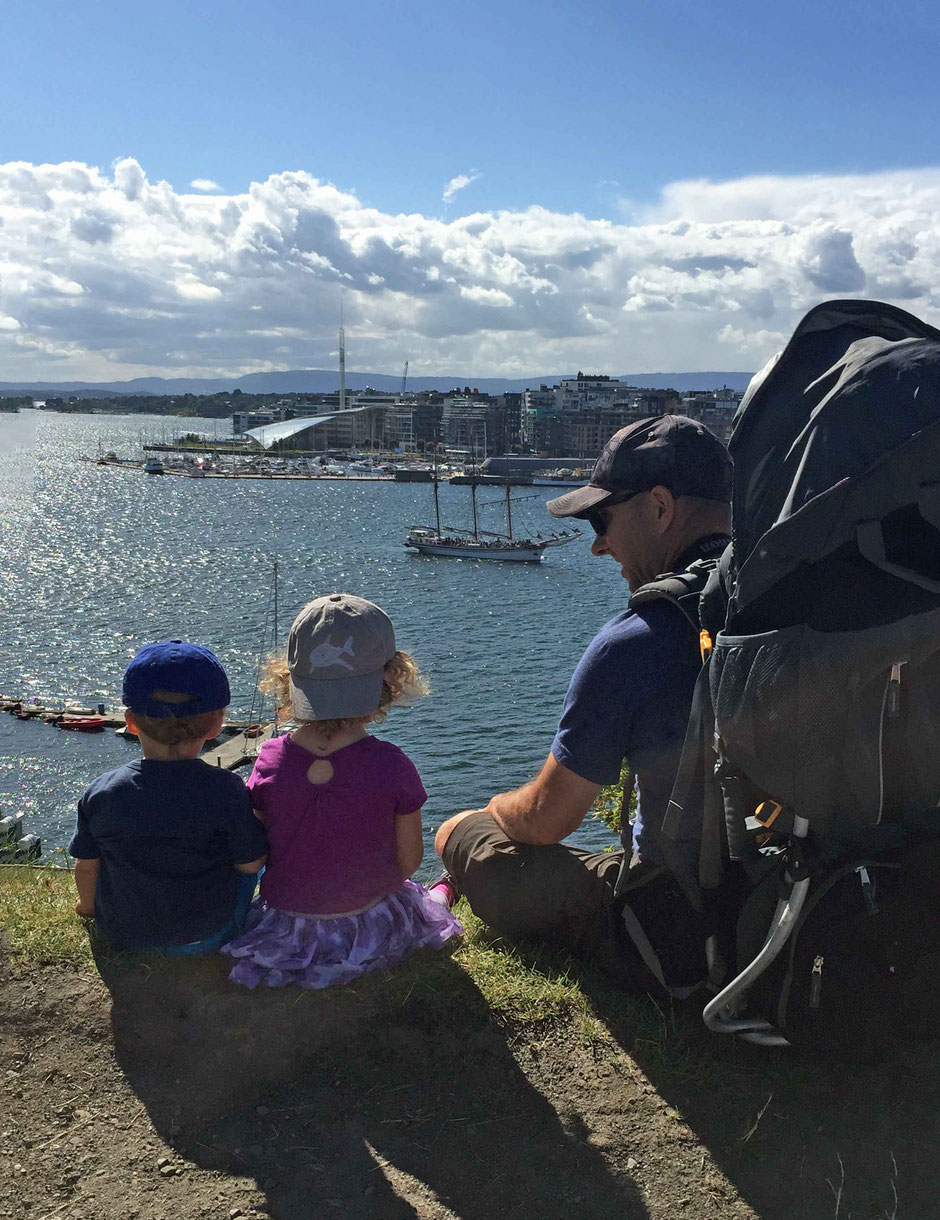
[404,528,550,562]
[55,715,108,732]
[405,459,580,562]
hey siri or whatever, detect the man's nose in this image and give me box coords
[590,534,609,557]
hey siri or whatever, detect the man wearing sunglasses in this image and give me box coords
[434,414,732,981]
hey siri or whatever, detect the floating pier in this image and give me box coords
[0,696,270,748]
[202,725,275,770]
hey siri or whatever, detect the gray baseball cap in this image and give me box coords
[288,593,397,720]
[546,414,732,518]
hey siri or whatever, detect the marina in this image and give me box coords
[84,452,558,485]
[83,454,392,480]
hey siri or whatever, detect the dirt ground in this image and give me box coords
[1,950,938,1220]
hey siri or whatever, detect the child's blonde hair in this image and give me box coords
[261,649,428,741]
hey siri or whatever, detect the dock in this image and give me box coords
[202,725,275,770]
[80,457,391,481]
[0,697,271,751]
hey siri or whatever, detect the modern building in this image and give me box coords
[244,404,384,451]
[553,373,634,413]
[232,404,295,435]
[678,389,742,442]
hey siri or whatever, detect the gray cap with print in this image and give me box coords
[288,593,397,720]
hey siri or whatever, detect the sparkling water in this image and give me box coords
[0,410,628,863]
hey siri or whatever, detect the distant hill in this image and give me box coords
[0,369,754,398]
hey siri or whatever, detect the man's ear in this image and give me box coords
[648,484,677,529]
[124,708,139,736]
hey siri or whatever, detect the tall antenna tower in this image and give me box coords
[338,298,347,412]
[401,360,409,397]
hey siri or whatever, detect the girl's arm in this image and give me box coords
[73,858,100,917]
[395,810,424,878]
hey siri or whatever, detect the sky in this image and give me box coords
[1,0,940,381]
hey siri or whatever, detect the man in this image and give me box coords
[433,414,732,981]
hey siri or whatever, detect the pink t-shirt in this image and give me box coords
[247,733,427,916]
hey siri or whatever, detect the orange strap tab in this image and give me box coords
[754,800,783,828]
[699,629,713,664]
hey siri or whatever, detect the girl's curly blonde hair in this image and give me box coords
[261,649,428,740]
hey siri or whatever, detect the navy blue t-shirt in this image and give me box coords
[70,758,268,951]
[551,537,728,864]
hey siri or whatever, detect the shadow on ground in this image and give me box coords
[95,943,648,1220]
[505,936,940,1220]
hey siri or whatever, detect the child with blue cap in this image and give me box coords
[70,640,267,954]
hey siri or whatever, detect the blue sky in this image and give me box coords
[1,0,939,379]
[5,0,937,216]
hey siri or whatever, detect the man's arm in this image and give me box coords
[485,752,601,845]
[434,754,603,857]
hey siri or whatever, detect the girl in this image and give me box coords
[223,593,461,989]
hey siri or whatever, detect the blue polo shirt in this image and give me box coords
[552,537,728,864]
[70,758,268,951]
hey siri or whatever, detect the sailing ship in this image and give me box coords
[405,464,581,562]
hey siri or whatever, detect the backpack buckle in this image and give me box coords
[745,799,783,845]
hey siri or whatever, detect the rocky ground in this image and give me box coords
[2,947,939,1220]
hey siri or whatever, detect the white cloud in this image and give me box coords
[2,159,940,380]
[174,276,223,301]
[458,284,513,306]
[442,171,481,205]
[190,178,221,192]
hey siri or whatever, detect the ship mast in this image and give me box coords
[505,480,514,540]
[338,300,346,413]
[432,440,442,534]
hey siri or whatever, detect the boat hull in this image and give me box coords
[405,540,545,561]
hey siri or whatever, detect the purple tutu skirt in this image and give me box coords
[221,881,463,990]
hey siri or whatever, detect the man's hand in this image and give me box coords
[74,901,94,919]
[485,754,601,845]
[435,757,601,857]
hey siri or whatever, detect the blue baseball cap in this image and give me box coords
[122,640,231,718]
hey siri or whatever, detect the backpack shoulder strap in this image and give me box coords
[628,557,720,633]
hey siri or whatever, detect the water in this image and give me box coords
[0,410,627,863]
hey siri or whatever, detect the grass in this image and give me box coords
[0,860,753,1093]
[0,864,606,1036]
[0,860,708,1072]
[0,863,94,966]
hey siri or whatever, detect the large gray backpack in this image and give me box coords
[662,299,940,1054]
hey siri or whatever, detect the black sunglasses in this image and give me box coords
[584,490,642,536]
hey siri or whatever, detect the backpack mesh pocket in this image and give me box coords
[711,624,912,831]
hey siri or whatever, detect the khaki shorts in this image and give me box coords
[441,812,630,980]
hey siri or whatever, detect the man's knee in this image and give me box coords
[434,809,483,859]
[439,811,618,953]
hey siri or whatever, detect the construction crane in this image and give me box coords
[401,360,409,397]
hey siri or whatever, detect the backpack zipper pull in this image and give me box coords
[887,661,904,719]
[809,956,824,1009]
[856,865,879,914]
